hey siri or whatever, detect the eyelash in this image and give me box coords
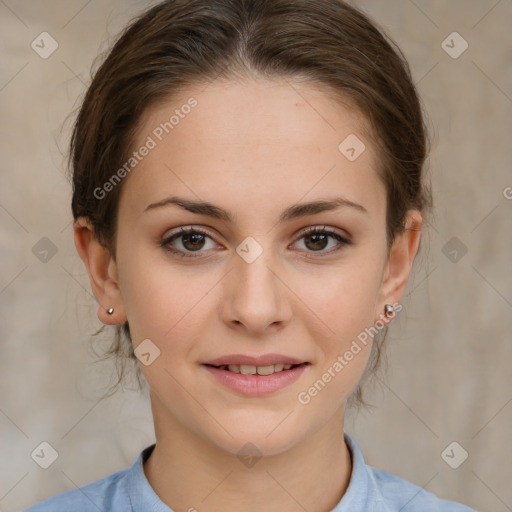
[160,225,352,259]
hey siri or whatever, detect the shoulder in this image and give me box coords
[22,466,131,512]
[368,465,476,511]
[342,433,477,512]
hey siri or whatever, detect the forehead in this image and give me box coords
[119,77,385,221]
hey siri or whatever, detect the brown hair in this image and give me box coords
[69,0,432,409]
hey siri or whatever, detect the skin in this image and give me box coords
[74,76,422,512]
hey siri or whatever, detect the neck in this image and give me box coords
[143,392,352,512]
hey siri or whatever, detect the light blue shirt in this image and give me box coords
[23,433,476,511]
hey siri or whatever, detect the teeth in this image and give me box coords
[240,365,257,375]
[256,365,275,376]
[217,363,299,375]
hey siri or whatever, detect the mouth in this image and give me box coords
[201,360,311,396]
[203,362,310,376]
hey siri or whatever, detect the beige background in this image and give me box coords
[1,1,511,511]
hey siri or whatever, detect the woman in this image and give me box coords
[24,0,475,510]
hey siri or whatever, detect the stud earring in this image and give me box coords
[107,307,114,315]
[384,304,394,318]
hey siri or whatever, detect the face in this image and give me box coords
[109,77,396,456]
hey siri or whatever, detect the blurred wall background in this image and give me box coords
[1,1,511,511]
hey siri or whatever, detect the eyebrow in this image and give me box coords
[144,195,368,223]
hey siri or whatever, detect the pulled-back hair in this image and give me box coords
[69,0,432,409]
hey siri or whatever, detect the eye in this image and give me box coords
[161,225,352,259]
[291,226,352,255]
[161,226,219,258]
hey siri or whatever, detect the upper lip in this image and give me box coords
[203,354,308,366]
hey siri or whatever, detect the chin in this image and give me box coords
[216,432,301,460]
[201,413,309,459]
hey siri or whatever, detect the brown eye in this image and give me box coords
[161,227,217,257]
[180,232,207,251]
[303,232,330,251]
[293,227,351,254]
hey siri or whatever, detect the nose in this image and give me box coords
[220,245,293,336]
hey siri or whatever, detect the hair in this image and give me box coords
[69,0,432,410]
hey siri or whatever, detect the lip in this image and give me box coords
[202,363,310,396]
[203,353,307,366]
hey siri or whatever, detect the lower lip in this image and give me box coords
[201,364,309,396]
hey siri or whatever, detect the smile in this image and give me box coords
[206,363,305,375]
[201,362,310,396]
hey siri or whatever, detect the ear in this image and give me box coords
[73,217,127,325]
[375,210,423,324]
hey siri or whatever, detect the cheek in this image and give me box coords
[291,255,382,401]
[294,268,378,412]
[115,243,171,336]
[117,245,217,346]
[295,259,383,338]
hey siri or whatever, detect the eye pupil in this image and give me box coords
[183,233,205,251]
[306,233,328,251]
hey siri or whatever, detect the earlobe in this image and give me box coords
[376,210,423,324]
[73,217,127,325]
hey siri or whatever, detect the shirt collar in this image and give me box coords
[127,432,377,512]
[127,443,173,512]
[334,432,373,510]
